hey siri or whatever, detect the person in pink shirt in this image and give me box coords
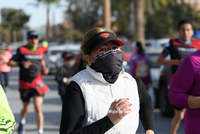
[169,49,200,134]
[0,42,12,92]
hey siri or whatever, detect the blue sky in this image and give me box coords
[0,0,67,29]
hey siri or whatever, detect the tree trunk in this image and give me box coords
[10,29,14,43]
[4,30,10,44]
[103,0,111,29]
[46,5,52,41]
[129,0,135,36]
[134,0,145,47]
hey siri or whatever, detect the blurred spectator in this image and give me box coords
[55,52,78,101]
[129,41,152,90]
[0,42,12,92]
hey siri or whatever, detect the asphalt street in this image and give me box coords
[5,67,184,134]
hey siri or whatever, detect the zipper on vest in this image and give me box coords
[109,85,116,99]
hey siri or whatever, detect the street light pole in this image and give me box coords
[103,0,111,29]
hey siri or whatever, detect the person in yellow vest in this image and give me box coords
[0,46,15,134]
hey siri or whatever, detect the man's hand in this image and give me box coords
[157,54,184,66]
[67,78,71,84]
[23,60,32,69]
[41,59,49,75]
[7,60,18,67]
[43,67,49,75]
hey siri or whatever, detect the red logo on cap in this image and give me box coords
[100,33,110,38]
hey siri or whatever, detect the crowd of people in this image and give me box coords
[1,19,200,134]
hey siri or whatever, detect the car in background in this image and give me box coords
[145,46,174,117]
[45,44,81,74]
[145,47,163,91]
[118,37,136,72]
[145,38,170,47]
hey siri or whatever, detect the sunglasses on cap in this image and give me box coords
[28,36,38,39]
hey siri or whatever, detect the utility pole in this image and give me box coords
[103,0,111,29]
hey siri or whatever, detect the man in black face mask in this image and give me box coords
[59,27,155,134]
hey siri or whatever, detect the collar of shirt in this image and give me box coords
[178,37,191,45]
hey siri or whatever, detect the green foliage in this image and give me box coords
[65,0,102,33]
[0,8,30,42]
[111,0,131,34]
[1,8,30,30]
[36,0,60,5]
[66,0,132,35]
[65,0,200,40]
[145,0,200,38]
[159,0,167,7]
[64,30,83,42]
[35,0,61,41]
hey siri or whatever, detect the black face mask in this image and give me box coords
[90,49,123,84]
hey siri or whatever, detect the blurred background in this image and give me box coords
[1,0,200,45]
[1,0,200,133]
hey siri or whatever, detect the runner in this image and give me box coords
[7,30,50,134]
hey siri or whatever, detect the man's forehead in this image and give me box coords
[180,23,193,29]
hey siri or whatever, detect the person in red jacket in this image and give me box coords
[8,30,49,134]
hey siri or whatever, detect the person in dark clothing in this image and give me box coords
[59,27,155,134]
[55,52,78,101]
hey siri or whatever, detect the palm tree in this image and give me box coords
[32,0,61,41]
[1,8,29,43]
[134,0,145,46]
[103,0,111,28]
